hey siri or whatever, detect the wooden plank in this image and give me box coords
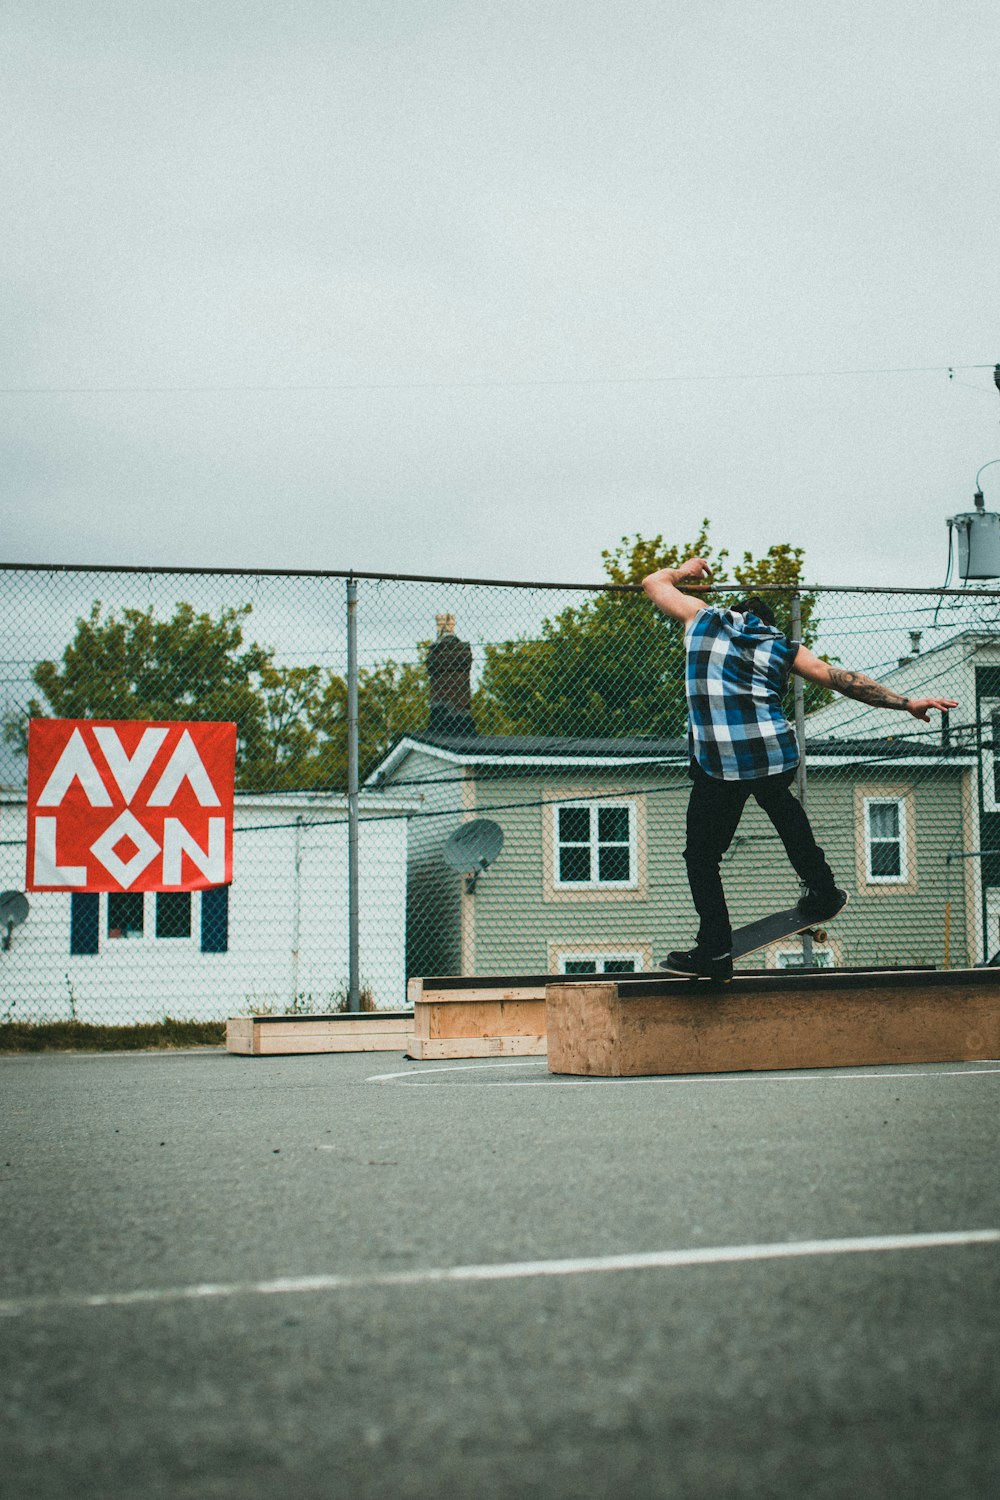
[423,998,546,1040]
[411,966,932,996]
[613,967,979,999]
[257,1030,412,1056]
[225,1011,413,1057]
[411,999,431,1043]
[547,970,1000,1077]
[225,1017,256,1056]
[413,973,602,991]
[407,1033,548,1060]
[545,984,618,1076]
[415,984,549,1004]
[247,1009,414,1021]
[256,1016,412,1039]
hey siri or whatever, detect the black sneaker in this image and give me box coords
[796,887,848,923]
[660,946,734,982]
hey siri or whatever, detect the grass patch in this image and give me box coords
[0,1019,226,1053]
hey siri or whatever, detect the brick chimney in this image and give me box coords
[426,615,475,736]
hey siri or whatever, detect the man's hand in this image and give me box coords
[671,556,713,585]
[642,557,712,624]
[906,697,959,723]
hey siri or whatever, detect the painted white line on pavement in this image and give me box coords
[367,1059,547,1082]
[368,1061,1000,1087]
[1,1230,996,1319]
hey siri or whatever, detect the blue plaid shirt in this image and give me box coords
[685,607,801,780]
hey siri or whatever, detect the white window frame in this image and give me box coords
[980,697,1000,813]
[557,950,644,975]
[552,799,638,891]
[983,888,1000,964]
[863,796,908,884]
[103,891,199,948]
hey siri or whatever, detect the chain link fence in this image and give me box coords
[2,562,998,1026]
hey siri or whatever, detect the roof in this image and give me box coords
[367,729,972,785]
[400,730,690,759]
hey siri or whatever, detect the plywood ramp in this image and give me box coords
[546,969,1000,1077]
[226,1012,413,1057]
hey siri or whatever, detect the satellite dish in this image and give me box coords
[442,820,504,891]
[0,891,29,952]
[0,891,29,928]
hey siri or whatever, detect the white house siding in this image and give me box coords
[0,795,411,1025]
[805,634,993,742]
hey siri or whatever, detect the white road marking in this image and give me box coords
[368,1061,1000,1087]
[367,1059,546,1082]
[2,1230,996,1318]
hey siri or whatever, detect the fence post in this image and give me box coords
[347,576,360,1009]
[791,593,814,968]
[290,815,303,1009]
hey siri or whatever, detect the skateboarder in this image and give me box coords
[642,557,958,980]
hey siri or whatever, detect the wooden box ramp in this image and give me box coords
[545,969,1000,1078]
[226,1012,413,1057]
[405,967,935,1061]
[406,973,560,1059]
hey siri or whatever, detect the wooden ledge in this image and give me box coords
[408,966,935,1005]
[546,969,1000,1077]
[227,1011,413,1056]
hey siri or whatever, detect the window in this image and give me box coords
[864,798,907,882]
[983,889,1000,965]
[69,891,227,954]
[979,698,1000,812]
[775,946,834,970]
[559,952,642,975]
[107,891,144,940]
[554,802,635,888]
[156,892,192,939]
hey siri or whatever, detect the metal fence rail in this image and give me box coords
[2,562,998,1026]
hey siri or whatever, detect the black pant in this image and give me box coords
[683,762,836,954]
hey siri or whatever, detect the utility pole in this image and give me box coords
[791,593,814,968]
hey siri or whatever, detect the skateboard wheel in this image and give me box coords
[812,928,827,943]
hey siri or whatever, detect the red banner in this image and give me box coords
[26,720,236,893]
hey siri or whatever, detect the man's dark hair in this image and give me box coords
[731,596,777,628]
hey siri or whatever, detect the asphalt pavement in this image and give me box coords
[2,1047,998,1499]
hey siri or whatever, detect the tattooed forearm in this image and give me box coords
[828,666,910,710]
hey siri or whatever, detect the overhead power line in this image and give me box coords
[0,363,995,397]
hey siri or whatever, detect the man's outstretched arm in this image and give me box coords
[791,646,958,723]
[641,557,713,624]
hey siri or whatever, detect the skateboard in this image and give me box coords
[658,895,848,979]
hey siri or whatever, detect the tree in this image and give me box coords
[10,599,431,792]
[304,657,429,788]
[473,521,829,738]
[10,602,274,785]
[12,530,828,793]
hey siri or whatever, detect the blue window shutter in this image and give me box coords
[70,893,99,955]
[200,886,229,953]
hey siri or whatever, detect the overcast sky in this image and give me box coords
[3,0,999,587]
